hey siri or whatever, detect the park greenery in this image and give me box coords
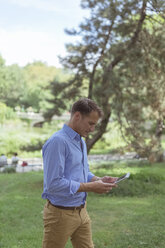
[1,2,165,247]
[0,117,128,158]
[48,0,165,161]
[0,0,165,162]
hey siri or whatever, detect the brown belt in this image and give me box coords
[49,201,85,210]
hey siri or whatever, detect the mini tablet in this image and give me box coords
[115,172,130,184]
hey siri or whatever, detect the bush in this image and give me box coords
[20,137,47,152]
[110,175,163,197]
[92,162,165,197]
[2,167,16,173]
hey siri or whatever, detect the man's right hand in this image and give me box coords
[78,180,117,194]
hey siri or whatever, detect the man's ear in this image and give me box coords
[74,111,81,121]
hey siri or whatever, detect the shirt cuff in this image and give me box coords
[70,180,81,195]
[88,172,95,182]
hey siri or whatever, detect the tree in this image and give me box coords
[0,56,8,102]
[21,62,64,113]
[0,56,26,108]
[0,58,65,113]
[42,70,75,120]
[5,64,26,108]
[113,18,165,162]
[0,102,15,125]
[44,0,165,158]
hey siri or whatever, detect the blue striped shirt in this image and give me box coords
[42,124,95,207]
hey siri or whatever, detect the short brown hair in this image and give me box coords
[71,98,103,117]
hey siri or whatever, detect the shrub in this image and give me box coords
[20,137,47,152]
[91,162,165,197]
[2,167,16,173]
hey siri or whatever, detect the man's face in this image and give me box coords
[76,111,100,137]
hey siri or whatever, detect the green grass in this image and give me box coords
[0,172,43,248]
[0,163,165,248]
[88,195,165,248]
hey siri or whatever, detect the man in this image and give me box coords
[0,154,8,167]
[42,98,117,248]
[11,152,19,168]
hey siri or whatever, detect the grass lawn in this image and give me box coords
[0,162,165,248]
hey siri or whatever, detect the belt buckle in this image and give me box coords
[76,204,84,210]
[74,206,79,210]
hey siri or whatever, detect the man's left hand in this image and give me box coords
[101,176,118,183]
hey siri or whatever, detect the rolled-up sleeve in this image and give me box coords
[43,136,80,196]
[88,170,95,182]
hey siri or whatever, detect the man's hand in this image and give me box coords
[91,175,118,184]
[90,180,117,194]
[78,180,117,194]
[101,176,118,184]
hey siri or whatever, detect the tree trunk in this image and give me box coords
[149,119,164,162]
[86,102,111,153]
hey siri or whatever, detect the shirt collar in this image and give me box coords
[63,124,81,141]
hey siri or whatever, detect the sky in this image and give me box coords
[0,0,89,67]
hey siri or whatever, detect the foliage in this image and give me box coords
[0,119,35,156]
[42,70,73,120]
[21,61,62,112]
[91,161,165,196]
[0,102,15,125]
[0,118,127,157]
[20,137,47,152]
[0,56,7,100]
[90,121,127,154]
[113,16,165,162]
[2,167,16,173]
[0,119,64,157]
[0,57,68,113]
[0,58,26,108]
[1,117,164,158]
[43,0,165,160]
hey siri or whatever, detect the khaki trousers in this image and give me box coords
[42,201,94,248]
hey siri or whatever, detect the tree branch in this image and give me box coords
[86,0,147,152]
[88,20,115,99]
